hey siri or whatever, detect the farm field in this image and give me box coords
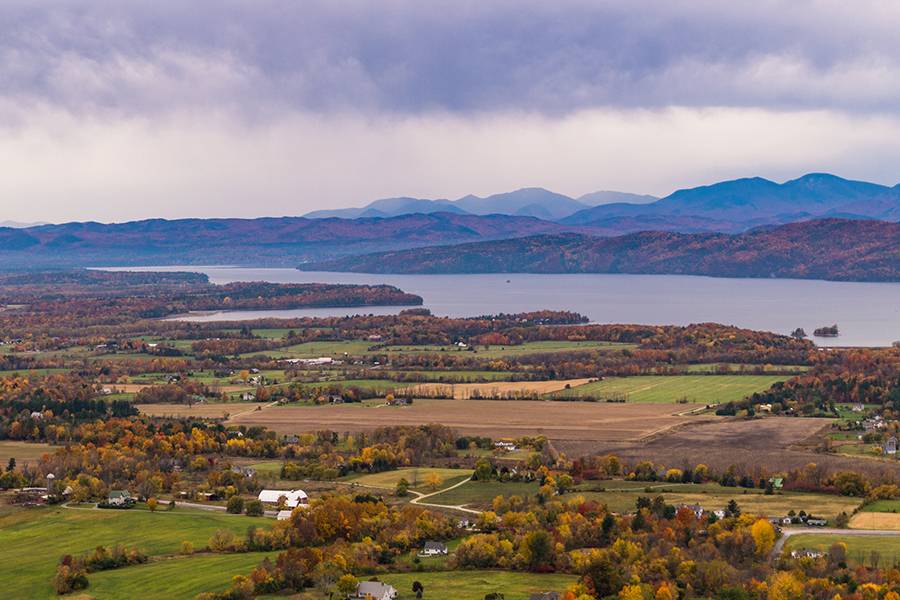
[343,467,474,490]
[566,416,839,474]
[382,340,636,358]
[138,402,267,418]
[551,375,788,403]
[424,478,862,518]
[861,500,900,513]
[228,399,709,443]
[850,512,900,530]
[0,505,271,598]
[378,570,577,600]
[86,552,278,599]
[0,440,55,466]
[785,534,900,566]
[402,378,592,399]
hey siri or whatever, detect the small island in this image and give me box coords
[813,324,840,337]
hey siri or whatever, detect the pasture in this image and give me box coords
[228,399,707,443]
[551,375,788,403]
[138,402,267,419]
[0,505,271,598]
[86,552,278,599]
[343,467,474,490]
[0,440,55,466]
[785,534,900,566]
[379,570,576,599]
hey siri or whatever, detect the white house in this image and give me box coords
[351,582,397,600]
[257,489,308,508]
[276,510,293,521]
[419,541,448,556]
[107,490,133,506]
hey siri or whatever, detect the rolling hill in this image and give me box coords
[298,219,900,282]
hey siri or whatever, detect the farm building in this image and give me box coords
[351,581,397,600]
[276,510,293,520]
[884,436,898,455]
[257,489,308,508]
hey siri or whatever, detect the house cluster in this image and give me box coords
[280,357,335,366]
[863,415,886,433]
[791,549,825,559]
[768,512,827,527]
[493,440,518,452]
[678,504,727,521]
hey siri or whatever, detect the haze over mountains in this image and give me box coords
[306,173,900,230]
[1,173,899,279]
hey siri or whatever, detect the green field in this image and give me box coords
[862,500,900,513]
[553,375,788,403]
[87,552,277,599]
[425,478,861,518]
[240,340,375,359]
[0,505,271,598]
[785,534,900,566]
[344,467,474,491]
[382,340,635,358]
[0,440,56,466]
[378,570,576,599]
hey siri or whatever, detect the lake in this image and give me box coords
[104,266,900,347]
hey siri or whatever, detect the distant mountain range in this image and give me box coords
[299,219,900,282]
[305,187,658,220]
[1,172,899,279]
[306,173,900,231]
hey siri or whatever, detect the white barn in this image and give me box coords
[257,489,308,508]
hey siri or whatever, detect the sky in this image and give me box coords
[4,0,900,222]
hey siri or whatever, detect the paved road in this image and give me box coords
[772,527,900,559]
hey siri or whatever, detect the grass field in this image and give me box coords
[86,552,277,599]
[344,467,474,490]
[425,478,862,518]
[785,534,900,566]
[553,375,789,403]
[0,505,271,598]
[383,340,635,358]
[862,500,900,513]
[378,570,576,599]
[850,512,900,530]
[138,402,266,418]
[0,440,55,466]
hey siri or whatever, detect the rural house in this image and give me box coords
[257,489,308,508]
[107,490,133,506]
[884,436,898,455]
[419,541,448,556]
[351,581,397,600]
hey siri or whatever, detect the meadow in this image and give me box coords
[0,440,55,466]
[0,505,271,598]
[552,375,789,403]
[785,534,900,567]
[378,570,577,599]
[343,467,474,491]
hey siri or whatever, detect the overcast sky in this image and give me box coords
[4,0,900,222]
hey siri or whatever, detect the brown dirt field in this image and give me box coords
[561,416,900,477]
[401,379,592,399]
[227,399,712,442]
[850,513,900,530]
[107,383,249,393]
[138,402,265,418]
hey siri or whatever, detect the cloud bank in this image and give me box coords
[2,1,900,221]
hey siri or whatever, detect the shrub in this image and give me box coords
[244,499,264,516]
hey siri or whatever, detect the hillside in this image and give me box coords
[299,219,900,282]
[0,212,581,268]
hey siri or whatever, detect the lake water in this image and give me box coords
[105,266,900,347]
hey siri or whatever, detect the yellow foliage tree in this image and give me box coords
[751,518,776,557]
[619,584,646,600]
[768,571,804,600]
[655,582,677,600]
[423,472,444,491]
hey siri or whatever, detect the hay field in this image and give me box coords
[138,402,265,419]
[228,399,710,442]
[402,378,592,399]
[850,512,900,530]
